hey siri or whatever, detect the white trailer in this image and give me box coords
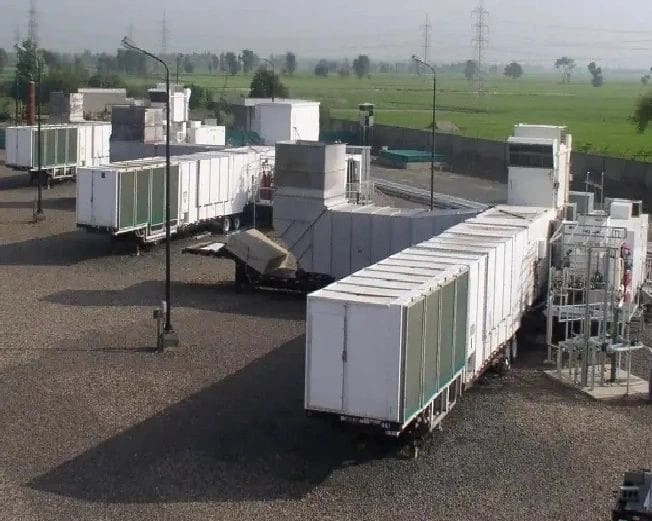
[305,205,555,436]
[76,148,270,242]
[5,122,111,182]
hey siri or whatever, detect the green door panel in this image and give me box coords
[403,299,425,420]
[150,167,165,227]
[119,171,136,229]
[422,289,440,403]
[136,170,150,226]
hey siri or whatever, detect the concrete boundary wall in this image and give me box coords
[332,120,652,209]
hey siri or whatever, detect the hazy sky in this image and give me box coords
[1,0,651,68]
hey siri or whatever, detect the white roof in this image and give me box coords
[235,98,319,107]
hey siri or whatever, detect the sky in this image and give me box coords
[1,0,652,68]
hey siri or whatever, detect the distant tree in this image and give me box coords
[42,69,85,102]
[224,52,240,75]
[183,55,195,74]
[338,59,351,77]
[641,74,650,85]
[464,59,478,81]
[116,49,147,75]
[14,40,39,103]
[188,83,211,109]
[633,93,652,133]
[211,54,220,74]
[314,59,329,77]
[96,53,118,75]
[587,62,604,87]
[488,64,498,75]
[249,68,289,98]
[240,49,258,74]
[555,57,576,83]
[0,48,8,74]
[73,56,89,82]
[352,55,371,79]
[41,50,61,71]
[504,62,523,80]
[285,52,297,75]
[87,73,126,88]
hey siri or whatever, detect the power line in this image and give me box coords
[28,0,38,46]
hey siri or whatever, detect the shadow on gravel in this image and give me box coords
[0,231,112,266]
[29,335,398,503]
[0,197,76,211]
[43,280,307,320]
[0,172,30,191]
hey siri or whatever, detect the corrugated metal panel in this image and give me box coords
[150,167,165,227]
[422,289,440,404]
[170,165,179,224]
[439,281,456,386]
[403,299,425,419]
[56,128,66,164]
[46,129,56,165]
[119,171,135,229]
[136,170,149,226]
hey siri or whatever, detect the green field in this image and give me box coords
[4,68,651,161]
[151,72,652,161]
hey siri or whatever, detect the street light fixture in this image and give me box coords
[412,54,436,212]
[263,58,275,102]
[122,36,179,351]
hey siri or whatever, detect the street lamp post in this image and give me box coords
[36,54,43,217]
[122,36,178,351]
[412,55,436,211]
[263,58,275,102]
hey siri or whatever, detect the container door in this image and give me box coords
[68,127,78,165]
[422,289,440,404]
[343,304,402,422]
[169,165,179,225]
[119,171,136,229]
[402,298,425,422]
[306,301,344,412]
[135,169,150,227]
[56,128,66,165]
[438,280,456,386]
[454,272,469,374]
[46,129,56,166]
[150,167,165,228]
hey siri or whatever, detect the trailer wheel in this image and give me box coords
[222,217,231,235]
[232,215,241,231]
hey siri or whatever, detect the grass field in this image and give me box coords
[3,68,652,160]
[156,71,652,161]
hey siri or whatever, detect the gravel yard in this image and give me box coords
[0,153,650,520]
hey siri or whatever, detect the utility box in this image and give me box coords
[507,124,572,209]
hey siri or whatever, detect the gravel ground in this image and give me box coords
[0,153,650,521]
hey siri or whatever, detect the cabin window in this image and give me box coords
[509,144,554,168]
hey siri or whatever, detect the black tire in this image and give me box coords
[222,217,231,235]
[232,215,241,230]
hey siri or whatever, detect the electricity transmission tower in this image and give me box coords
[420,14,432,73]
[472,0,489,95]
[28,0,38,45]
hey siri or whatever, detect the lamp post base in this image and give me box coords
[157,330,180,352]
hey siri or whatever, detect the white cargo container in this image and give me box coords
[305,205,555,435]
[187,125,226,146]
[306,263,470,435]
[77,148,265,242]
[253,100,320,145]
[5,122,111,181]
